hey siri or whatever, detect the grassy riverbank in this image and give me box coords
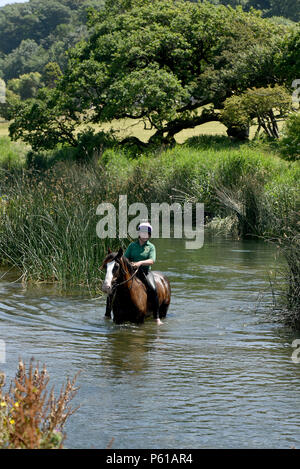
[0,134,299,319]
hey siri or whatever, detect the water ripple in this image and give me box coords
[0,238,299,449]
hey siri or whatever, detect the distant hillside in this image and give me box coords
[190,0,299,22]
[0,0,105,80]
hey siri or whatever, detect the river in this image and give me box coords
[0,236,300,449]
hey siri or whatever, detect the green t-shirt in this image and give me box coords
[125,240,156,272]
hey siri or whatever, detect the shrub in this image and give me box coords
[0,359,79,449]
[279,112,300,161]
[221,85,292,139]
[75,129,117,162]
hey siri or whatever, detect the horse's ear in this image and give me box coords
[107,247,112,254]
[116,247,123,258]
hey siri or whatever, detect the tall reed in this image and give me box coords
[0,163,120,291]
[266,208,300,328]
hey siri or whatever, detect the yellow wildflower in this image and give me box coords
[9,419,15,425]
[0,401,6,407]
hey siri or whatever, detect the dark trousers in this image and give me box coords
[137,268,159,319]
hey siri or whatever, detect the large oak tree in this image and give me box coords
[8,0,286,149]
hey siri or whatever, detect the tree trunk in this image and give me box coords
[226,125,249,141]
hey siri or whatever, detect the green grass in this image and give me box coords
[0,136,28,169]
[0,121,9,137]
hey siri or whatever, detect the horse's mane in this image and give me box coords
[120,255,136,274]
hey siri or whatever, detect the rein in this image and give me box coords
[112,262,139,291]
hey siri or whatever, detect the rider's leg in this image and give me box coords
[136,269,161,323]
[144,271,160,320]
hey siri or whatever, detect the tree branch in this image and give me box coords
[164,108,219,137]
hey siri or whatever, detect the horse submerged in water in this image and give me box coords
[100,248,171,324]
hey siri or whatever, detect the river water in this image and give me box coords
[0,237,300,449]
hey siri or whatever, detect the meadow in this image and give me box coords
[0,116,273,144]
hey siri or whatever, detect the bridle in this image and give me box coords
[111,258,139,291]
[106,259,139,311]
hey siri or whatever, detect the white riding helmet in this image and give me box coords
[138,221,153,238]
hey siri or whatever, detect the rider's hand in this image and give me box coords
[132,261,142,268]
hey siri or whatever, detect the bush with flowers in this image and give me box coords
[0,359,78,449]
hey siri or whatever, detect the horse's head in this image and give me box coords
[100,247,124,294]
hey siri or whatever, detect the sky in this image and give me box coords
[0,0,28,7]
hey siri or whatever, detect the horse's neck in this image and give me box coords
[115,259,147,315]
[119,258,141,293]
[120,257,133,277]
[116,259,130,286]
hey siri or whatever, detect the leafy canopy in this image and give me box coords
[65,0,281,115]
[8,0,286,148]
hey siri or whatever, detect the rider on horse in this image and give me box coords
[124,221,161,324]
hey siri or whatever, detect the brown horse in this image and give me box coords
[100,248,171,324]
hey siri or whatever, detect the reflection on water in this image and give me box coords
[1,237,300,449]
[101,326,155,375]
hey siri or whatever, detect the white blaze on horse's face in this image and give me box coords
[102,260,115,294]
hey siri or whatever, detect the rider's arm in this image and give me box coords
[133,259,154,267]
[132,244,156,267]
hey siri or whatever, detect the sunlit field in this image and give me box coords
[0,117,285,143]
[0,121,9,137]
[0,118,228,142]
